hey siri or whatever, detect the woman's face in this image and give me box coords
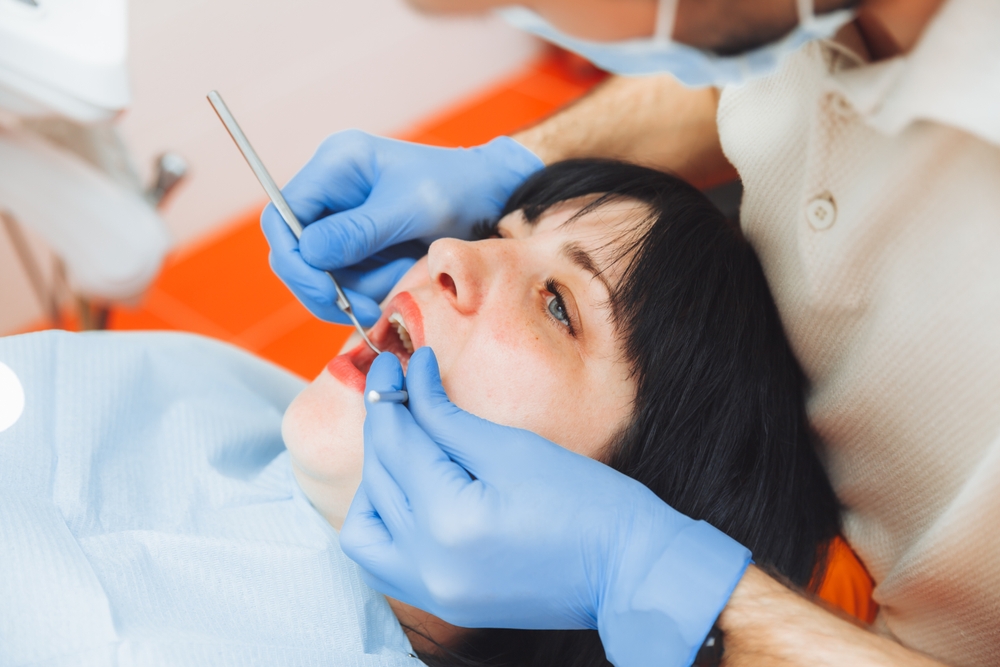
[282,198,644,527]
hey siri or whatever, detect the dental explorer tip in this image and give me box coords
[367,390,409,404]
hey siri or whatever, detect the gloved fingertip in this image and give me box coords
[407,347,442,387]
[490,135,546,173]
[366,352,404,393]
[406,348,454,416]
[354,313,381,329]
[380,257,419,288]
[347,296,383,327]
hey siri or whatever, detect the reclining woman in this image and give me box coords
[0,159,852,666]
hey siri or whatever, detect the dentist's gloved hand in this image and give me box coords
[261,131,543,326]
[341,349,752,667]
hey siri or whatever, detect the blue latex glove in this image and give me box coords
[261,131,543,326]
[341,349,753,667]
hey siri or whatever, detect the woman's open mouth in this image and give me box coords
[326,292,424,393]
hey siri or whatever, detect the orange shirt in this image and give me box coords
[815,537,877,624]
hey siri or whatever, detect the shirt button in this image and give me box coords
[805,194,837,230]
[826,92,853,118]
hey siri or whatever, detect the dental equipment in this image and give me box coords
[367,390,409,404]
[0,0,175,331]
[207,91,380,354]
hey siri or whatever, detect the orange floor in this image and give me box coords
[103,50,606,379]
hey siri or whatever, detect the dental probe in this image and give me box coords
[207,90,381,355]
[367,390,409,404]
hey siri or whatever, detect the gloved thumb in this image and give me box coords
[365,351,405,397]
[405,347,508,478]
[402,346,447,405]
[299,200,411,272]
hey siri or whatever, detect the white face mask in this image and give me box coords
[499,0,855,87]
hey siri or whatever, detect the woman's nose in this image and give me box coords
[426,237,491,315]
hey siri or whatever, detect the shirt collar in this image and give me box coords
[824,0,1000,146]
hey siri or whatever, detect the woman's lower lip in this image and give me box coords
[326,347,368,394]
[326,356,363,393]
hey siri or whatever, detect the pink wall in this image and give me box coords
[1,0,539,333]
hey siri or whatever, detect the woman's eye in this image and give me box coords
[544,280,575,335]
[546,294,570,327]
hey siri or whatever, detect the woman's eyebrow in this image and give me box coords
[561,242,611,294]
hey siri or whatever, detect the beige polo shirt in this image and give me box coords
[716,0,1000,664]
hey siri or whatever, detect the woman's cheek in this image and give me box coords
[282,371,366,488]
[441,331,582,446]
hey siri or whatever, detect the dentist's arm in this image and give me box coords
[720,567,945,667]
[515,74,736,189]
[342,350,948,667]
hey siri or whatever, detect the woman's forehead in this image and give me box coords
[508,196,652,237]
[514,197,652,286]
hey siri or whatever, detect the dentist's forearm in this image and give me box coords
[719,566,946,667]
[513,74,737,189]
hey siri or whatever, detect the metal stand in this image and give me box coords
[77,297,110,331]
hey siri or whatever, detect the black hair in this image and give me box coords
[415,159,840,667]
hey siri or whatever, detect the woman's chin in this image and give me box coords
[282,367,366,528]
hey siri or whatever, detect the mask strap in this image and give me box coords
[796,0,815,24]
[654,0,678,41]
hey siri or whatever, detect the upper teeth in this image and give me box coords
[388,312,414,353]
